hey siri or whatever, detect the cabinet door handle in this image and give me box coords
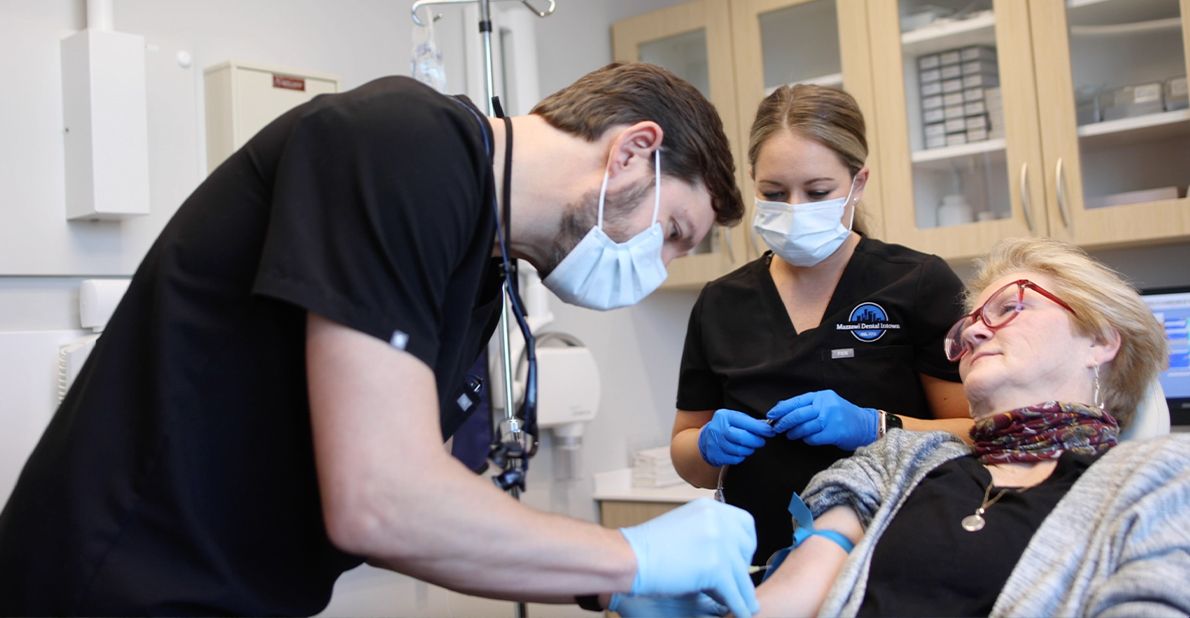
[1020,162,1034,234]
[1055,157,1070,229]
[721,225,735,263]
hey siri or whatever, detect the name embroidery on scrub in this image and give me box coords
[836,302,901,342]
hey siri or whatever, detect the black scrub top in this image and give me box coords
[858,452,1097,617]
[0,77,503,616]
[677,237,964,564]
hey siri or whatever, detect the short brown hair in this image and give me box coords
[531,63,743,227]
[748,84,870,235]
[966,237,1168,429]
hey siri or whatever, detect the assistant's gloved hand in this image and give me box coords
[766,389,878,451]
[608,592,728,618]
[698,409,776,467]
[619,498,760,618]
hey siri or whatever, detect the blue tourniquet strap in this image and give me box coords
[762,492,853,582]
[788,491,855,553]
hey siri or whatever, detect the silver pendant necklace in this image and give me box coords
[961,482,1022,532]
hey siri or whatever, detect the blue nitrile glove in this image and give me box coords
[698,408,777,466]
[766,389,879,451]
[608,592,728,617]
[619,497,760,618]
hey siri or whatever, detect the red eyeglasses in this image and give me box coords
[944,279,1077,362]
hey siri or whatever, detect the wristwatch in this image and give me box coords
[878,410,903,438]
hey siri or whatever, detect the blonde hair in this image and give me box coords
[748,84,869,235]
[966,237,1167,428]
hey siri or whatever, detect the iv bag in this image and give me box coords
[411,7,447,93]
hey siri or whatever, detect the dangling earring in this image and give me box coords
[1092,364,1104,411]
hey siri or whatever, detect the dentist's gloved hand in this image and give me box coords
[619,497,760,618]
[698,409,777,466]
[767,389,879,451]
[608,592,728,617]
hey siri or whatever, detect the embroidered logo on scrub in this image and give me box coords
[837,302,901,342]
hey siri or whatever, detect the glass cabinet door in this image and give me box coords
[731,0,880,255]
[1031,0,1190,246]
[612,0,744,289]
[869,0,1045,260]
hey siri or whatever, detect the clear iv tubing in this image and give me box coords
[716,417,775,503]
[715,419,779,576]
[716,465,771,576]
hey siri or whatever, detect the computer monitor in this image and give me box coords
[1139,286,1190,427]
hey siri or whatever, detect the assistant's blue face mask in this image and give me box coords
[542,149,668,310]
[753,177,857,267]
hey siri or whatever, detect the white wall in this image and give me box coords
[2,1,1189,616]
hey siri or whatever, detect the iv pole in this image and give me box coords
[409,2,555,616]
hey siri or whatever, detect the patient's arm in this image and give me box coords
[750,506,864,618]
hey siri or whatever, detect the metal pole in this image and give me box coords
[497,284,519,471]
[480,0,496,115]
[482,2,527,615]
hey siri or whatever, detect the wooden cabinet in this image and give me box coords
[1029,0,1190,248]
[730,0,885,252]
[613,0,748,289]
[869,0,1190,260]
[592,468,714,527]
[598,500,683,528]
[616,0,1190,273]
[613,0,881,286]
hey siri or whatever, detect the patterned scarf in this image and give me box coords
[970,401,1119,465]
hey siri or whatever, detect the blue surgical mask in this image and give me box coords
[542,149,668,310]
[753,178,857,267]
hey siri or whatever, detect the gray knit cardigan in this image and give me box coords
[802,430,1190,617]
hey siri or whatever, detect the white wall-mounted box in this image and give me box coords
[60,29,151,220]
[203,60,340,174]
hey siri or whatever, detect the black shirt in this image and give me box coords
[0,77,503,616]
[677,237,964,565]
[858,452,1098,617]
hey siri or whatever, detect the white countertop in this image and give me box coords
[592,468,716,503]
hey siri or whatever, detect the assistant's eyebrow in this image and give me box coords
[757,175,835,186]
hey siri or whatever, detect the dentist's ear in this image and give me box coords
[606,121,664,179]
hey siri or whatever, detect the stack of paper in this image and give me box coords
[631,446,683,487]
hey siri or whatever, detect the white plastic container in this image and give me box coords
[937,194,973,227]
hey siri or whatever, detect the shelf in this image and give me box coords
[902,11,997,57]
[911,138,1006,170]
[1079,109,1190,149]
[593,469,712,503]
[1067,0,1180,26]
[763,72,843,96]
[1070,17,1181,36]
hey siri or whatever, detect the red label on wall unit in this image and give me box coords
[273,74,306,91]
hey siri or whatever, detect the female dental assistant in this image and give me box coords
[670,84,973,568]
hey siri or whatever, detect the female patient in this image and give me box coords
[755,236,1190,617]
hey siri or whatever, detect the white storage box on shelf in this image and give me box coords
[918,45,999,150]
